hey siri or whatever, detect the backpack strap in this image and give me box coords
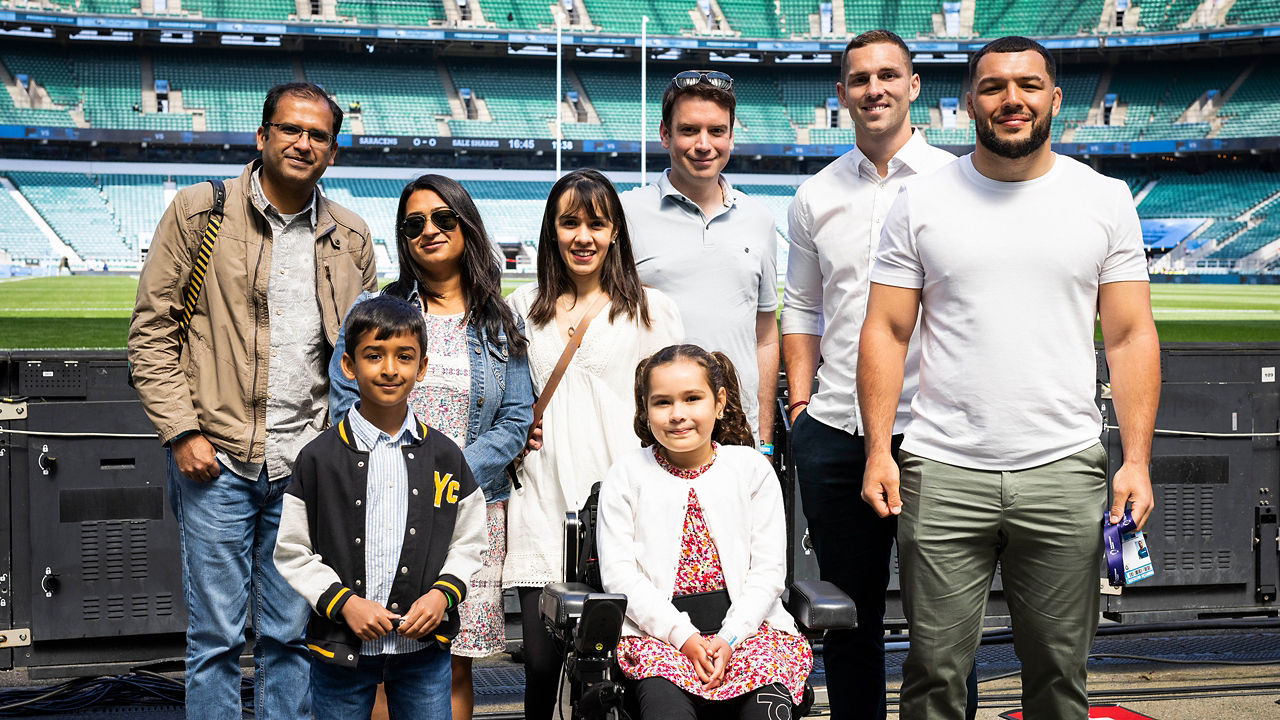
[176,179,225,349]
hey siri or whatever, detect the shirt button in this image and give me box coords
[473,347,481,354]
[408,528,416,535]
[355,579,362,586]
[358,461,365,468]
[477,397,485,407]
[400,567,408,574]
[407,452,415,459]
[390,602,399,610]
[354,537,361,544]
[412,488,419,496]
[279,269,284,275]
[355,499,362,506]
[276,309,282,316]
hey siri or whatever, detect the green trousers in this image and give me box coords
[897,444,1108,720]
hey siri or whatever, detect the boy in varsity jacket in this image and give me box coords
[275,295,486,720]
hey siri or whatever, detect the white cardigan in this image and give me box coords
[597,445,800,651]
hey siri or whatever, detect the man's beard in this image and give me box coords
[974,111,1052,159]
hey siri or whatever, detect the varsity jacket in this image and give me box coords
[274,414,487,667]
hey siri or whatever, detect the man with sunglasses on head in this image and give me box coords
[620,69,780,451]
[130,82,376,720]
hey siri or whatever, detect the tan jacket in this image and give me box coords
[128,161,377,461]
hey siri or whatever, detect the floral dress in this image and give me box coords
[615,446,814,703]
[408,311,506,657]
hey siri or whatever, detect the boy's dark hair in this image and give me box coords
[660,74,736,130]
[633,344,755,450]
[968,36,1056,86]
[841,29,913,81]
[343,295,428,360]
[262,82,344,136]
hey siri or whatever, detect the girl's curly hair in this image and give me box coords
[633,344,755,450]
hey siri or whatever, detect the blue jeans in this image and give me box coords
[309,647,452,720]
[166,451,311,720]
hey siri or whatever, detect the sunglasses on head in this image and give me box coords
[670,70,734,91]
[399,209,461,238]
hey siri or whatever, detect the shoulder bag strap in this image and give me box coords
[176,178,226,349]
[530,292,609,426]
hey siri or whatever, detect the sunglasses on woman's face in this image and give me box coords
[399,209,461,238]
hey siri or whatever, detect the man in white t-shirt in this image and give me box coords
[858,36,1160,719]
[781,30,957,720]
[621,71,779,449]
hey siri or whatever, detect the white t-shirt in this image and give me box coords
[870,153,1149,470]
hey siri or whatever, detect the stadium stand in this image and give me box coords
[1075,60,1242,142]
[1135,0,1201,31]
[844,0,935,40]
[446,59,558,138]
[586,0,695,36]
[716,0,784,39]
[7,172,133,263]
[97,174,169,247]
[562,63,663,142]
[181,0,298,22]
[74,50,193,132]
[0,179,51,263]
[304,56,452,137]
[1217,56,1280,139]
[972,0,1104,38]
[1136,169,1278,219]
[335,0,446,26]
[151,50,296,133]
[1225,0,1280,27]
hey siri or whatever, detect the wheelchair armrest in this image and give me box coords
[540,582,597,633]
[785,580,856,632]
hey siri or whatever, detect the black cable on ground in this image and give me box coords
[0,671,258,716]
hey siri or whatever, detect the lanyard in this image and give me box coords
[1103,509,1138,587]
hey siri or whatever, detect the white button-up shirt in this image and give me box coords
[781,132,955,436]
[346,405,424,656]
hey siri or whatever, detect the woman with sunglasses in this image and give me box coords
[328,174,534,720]
[503,168,684,720]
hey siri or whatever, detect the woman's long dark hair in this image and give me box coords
[528,169,650,328]
[383,174,526,355]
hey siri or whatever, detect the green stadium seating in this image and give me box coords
[562,63,662,142]
[1137,169,1278,218]
[8,171,133,262]
[1,48,80,106]
[1225,0,1280,26]
[305,56,451,136]
[181,0,297,21]
[318,177,404,273]
[844,0,935,39]
[446,59,559,138]
[74,50,193,132]
[1075,60,1240,142]
[475,0,554,29]
[335,0,446,26]
[586,0,696,36]
[973,0,1104,37]
[1206,205,1280,260]
[152,50,296,132]
[715,0,783,38]
[97,174,169,244]
[1135,0,1201,31]
[0,177,52,262]
[1217,57,1280,139]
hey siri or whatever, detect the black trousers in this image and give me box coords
[518,586,564,720]
[791,410,977,720]
[634,678,794,720]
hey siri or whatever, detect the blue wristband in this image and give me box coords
[759,443,774,456]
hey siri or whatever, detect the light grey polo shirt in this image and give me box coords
[620,170,778,435]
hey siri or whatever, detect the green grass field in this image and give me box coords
[1,276,1278,349]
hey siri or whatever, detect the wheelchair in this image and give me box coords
[539,481,858,720]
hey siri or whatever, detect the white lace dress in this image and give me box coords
[503,283,684,588]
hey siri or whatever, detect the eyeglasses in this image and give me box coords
[670,70,734,91]
[399,209,462,238]
[262,121,336,148]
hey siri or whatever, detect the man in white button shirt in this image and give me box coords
[781,30,955,720]
[859,36,1159,719]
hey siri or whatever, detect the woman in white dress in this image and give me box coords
[505,168,683,720]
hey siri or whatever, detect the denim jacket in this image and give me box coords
[328,288,535,503]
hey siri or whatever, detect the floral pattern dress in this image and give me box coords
[615,446,813,703]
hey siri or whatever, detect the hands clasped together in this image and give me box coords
[339,588,450,641]
[679,634,732,691]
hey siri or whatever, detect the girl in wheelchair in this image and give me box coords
[597,344,813,719]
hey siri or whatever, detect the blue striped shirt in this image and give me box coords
[346,405,424,656]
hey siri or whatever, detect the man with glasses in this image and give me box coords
[620,70,780,450]
[129,82,376,720]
